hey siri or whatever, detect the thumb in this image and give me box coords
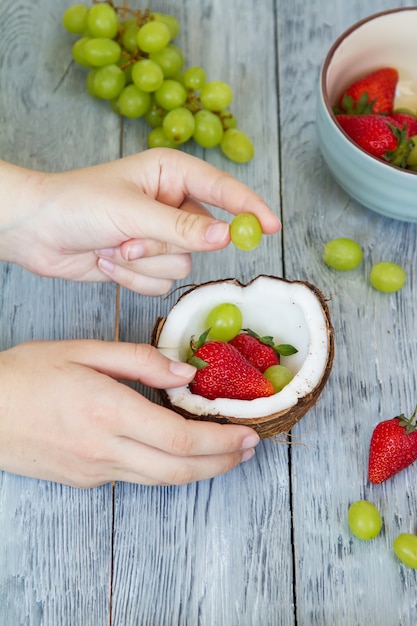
[69,340,196,388]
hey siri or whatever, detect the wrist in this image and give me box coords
[0,161,46,268]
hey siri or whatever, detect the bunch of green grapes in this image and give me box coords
[62,1,255,163]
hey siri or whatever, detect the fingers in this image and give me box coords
[97,252,192,295]
[110,435,256,486]
[117,149,281,251]
[143,149,281,233]
[115,396,260,459]
[68,338,261,458]
[68,339,197,387]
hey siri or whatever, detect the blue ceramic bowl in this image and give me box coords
[316,7,417,222]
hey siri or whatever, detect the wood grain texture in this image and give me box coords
[0,1,119,624]
[115,2,293,625]
[277,0,417,624]
[1,0,417,624]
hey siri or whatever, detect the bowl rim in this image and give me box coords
[320,6,417,177]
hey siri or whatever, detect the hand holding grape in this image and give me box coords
[0,149,280,294]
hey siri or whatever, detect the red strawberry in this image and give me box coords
[336,67,398,115]
[368,406,417,484]
[188,338,275,401]
[336,113,413,168]
[390,112,417,138]
[229,329,297,373]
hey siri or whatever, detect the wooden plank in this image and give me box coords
[113,1,294,624]
[0,0,121,623]
[277,0,417,623]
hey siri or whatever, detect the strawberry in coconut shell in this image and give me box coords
[229,329,297,373]
[368,406,417,484]
[151,276,334,438]
[188,331,274,401]
[336,67,398,115]
[336,114,414,168]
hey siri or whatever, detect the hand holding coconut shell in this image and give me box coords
[0,340,260,487]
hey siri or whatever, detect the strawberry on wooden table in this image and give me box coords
[368,406,417,484]
[336,67,398,115]
[229,329,297,373]
[188,333,275,401]
[336,113,413,168]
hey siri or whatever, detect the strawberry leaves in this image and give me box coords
[242,328,298,357]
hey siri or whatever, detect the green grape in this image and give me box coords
[87,3,119,39]
[86,69,99,98]
[117,84,151,118]
[109,97,121,115]
[220,128,255,163]
[162,107,195,143]
[152,12,180,39]
[119,60,133,85]
[323,237,363,271]
[183,66,206,90]
[122,24,140,53]
[83,38,121,67]
[393,533,417,569]
[136,21,171,54]
[230,213,262,251]
[120,18,137,30]
[92,64,125,100]
[221,128,254,163]
[264,365,294,392]
[72,37,92,67]
[407,135,417,167]
[62,4,89,34]
[147,127,179,149]
[155,79,187,110]
[200,80,233,110]
[150,44,184,78]
[205,303,242,342]
[220,109,237,130]
[131,59,164,93]
[347,500,382,540]
[193,109,223,148]
[369,262,406,293]
[144,100,166,127]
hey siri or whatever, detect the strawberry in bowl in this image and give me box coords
[316,8,417,222]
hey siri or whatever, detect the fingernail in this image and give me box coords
[205,221,230,244]
[96,248,115,258]
[126,243,145,261]
[98,257,115,273]
[169,360,196,378]
[241,448,255,463]
[242,434,260,449]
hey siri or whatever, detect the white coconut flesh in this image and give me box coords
[156,276,331,419]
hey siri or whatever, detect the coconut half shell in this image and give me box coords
[151,275,334,438]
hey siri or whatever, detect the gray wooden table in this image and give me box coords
[1,1,417,624]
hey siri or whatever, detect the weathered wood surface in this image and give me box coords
[1,0,417,624]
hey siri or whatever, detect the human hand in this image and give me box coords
[0,340,260,487]
[0,149,280,295]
